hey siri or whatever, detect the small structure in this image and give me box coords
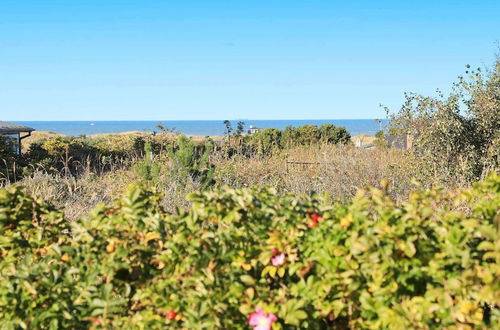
[386,134,413,150]
[0,121,35,154]
[247,125,261,135]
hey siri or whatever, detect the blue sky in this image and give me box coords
[1,0,498,121]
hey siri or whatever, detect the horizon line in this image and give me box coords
[9,118,390,122]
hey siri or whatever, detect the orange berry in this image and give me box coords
[106,243,115,253]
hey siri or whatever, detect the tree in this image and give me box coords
[223,120,233,137]
[388,55,499,185]
[235,121,245,136]
[319,124,351,145]
[135,142,160,185]
[248,128,282,155]
[296,125,320,145]
[167,135,215,189]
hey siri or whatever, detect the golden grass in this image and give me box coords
[22,131,64,152]
[212,144,414,201]
[11,134,420,220]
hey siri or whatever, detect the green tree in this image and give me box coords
[281,126,300,148]
[235,121,245,136]
[388,56,500,185]
[319,124,351,144]
[223,120,233,137]
[248,128,282,155]
[167,135,215,189]
[135,142,161,185]
[296,125,320,145]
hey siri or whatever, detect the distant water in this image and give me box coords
[14,120,389,137]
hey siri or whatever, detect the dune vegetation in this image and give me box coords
[0,58,498,328]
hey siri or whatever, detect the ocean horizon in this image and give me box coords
[12,119,389,137]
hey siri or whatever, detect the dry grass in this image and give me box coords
[19,168,137,220]
[213,144,415,201]
[351,134,376,146]
[22,131,64,152]
[10,134,418,220]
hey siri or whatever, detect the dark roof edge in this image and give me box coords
[0,121,35,133]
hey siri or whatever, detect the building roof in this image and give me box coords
[0,121,35,134]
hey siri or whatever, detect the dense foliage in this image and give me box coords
[24,135,157,176]
[0,136,24,183]
[0,173,498,329]
[166,135,215,190]
[1,123,352,186]
[247,124,351,155]
[388,57,499,185]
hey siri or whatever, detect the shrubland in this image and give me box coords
[0,56,499,328]
[1,138,416,221]
[387,56,499,186]
[0,171,498,329]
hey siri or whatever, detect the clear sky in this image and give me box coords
[1,0,498,121]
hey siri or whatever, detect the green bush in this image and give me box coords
[135,142,161,185]
[0,136,24,184]
[167,135,215,190]
[388,57,500,185]
[23,134,172,178]
[248,124,351,156]
[248,128,283,155]
[0,174,498,328]
[26,136,119,176]
[319,123,351,145]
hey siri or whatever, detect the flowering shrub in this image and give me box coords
[0,174,498,328]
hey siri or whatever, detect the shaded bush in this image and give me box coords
[0,136,28,184]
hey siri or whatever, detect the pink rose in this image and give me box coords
[248,307,278,330]
[271,252,285,267]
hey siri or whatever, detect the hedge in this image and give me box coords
[0,174,498,329]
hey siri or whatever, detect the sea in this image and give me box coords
[13,120,389,137]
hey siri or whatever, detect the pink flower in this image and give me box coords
[271,252,286,267]
[248,307,278,330]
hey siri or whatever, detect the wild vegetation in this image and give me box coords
[0,57,499,328]
[386,57,499,186]
[1,171,498,329]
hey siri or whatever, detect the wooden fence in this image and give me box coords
[285,160,333,173]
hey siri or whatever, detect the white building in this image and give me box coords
[247,125,261,135]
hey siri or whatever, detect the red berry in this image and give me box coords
[166,310,177,320]
[308,219,318,228]
[311,213,324,222]
[271,248,279,255]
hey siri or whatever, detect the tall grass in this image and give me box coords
[4,135,482,221]
[213,143,415,201]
